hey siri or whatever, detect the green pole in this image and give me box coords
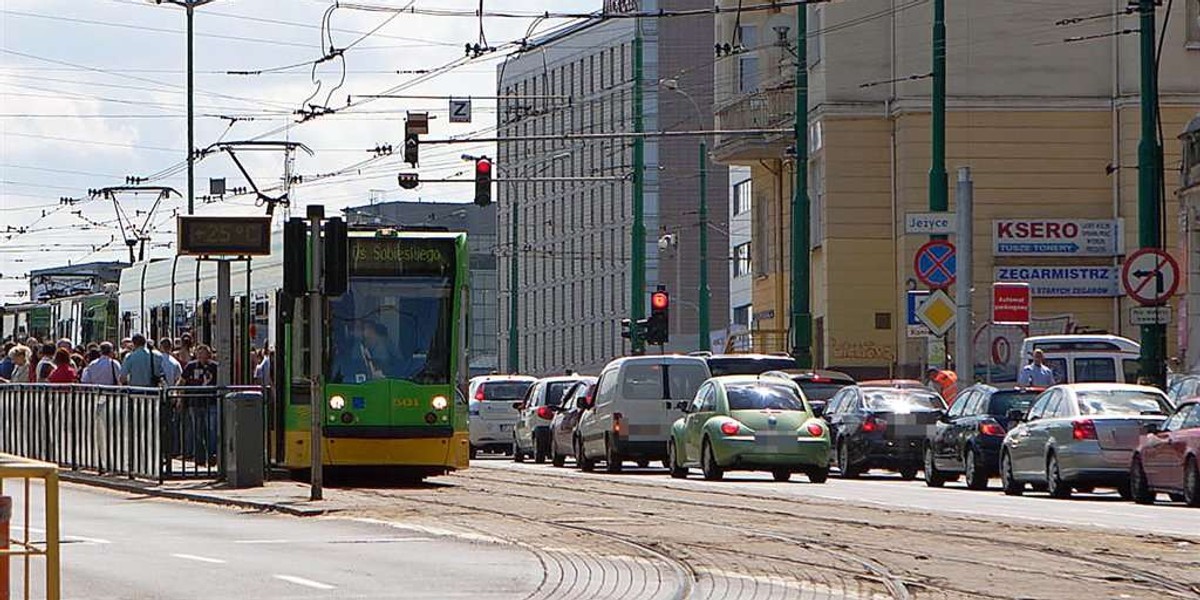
[790,6,813,368]
[186,4,195,216]
[508,191,519,372]
[631,23,646,355]
[1136,0,1165,387]
[698,139,709,351]
[929,0,948,216]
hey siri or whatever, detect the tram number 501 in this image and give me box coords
[392,398,421,409]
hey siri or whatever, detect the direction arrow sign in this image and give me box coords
[1121,248,1180,306]
[916,289,956,337]
[914,240,957,289]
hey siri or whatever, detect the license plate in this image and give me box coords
[755,433,789,451]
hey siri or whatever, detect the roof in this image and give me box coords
[606,354,709,367]
[28,261,128,278]
[469,375,537,383]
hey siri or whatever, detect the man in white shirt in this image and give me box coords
[81,342,122,386]
[157,337,183,386]
[1018,349,1057,387]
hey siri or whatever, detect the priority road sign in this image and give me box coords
[1121,248,1180,306]
[916,289,956,337]
[914,240,957,289]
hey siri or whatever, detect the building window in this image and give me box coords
[733,304,752,327]
[733,243,752,277]
[737,25,759,93]
[808,6,823,66]
[874,313,892,330]
[1188,0,1200,47]
[732,179,752,215]
[809,156,824,248]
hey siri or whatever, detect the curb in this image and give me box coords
[59,472,334,517]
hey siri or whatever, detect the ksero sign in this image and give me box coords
[993,219,1121,257]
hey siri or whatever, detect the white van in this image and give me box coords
[1019,335,1141,385]
[575,355,711,473]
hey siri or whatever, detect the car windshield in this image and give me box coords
[862,389,945,411]
[545,381,578,407]
[707,357,798,376]
[726,383,805,411]
[328,276,454,384]
[797,382,850,402]
[623,363,710,400]
[1075,390,1172,416]
[988,391,1039,416]
[479,381,532,401]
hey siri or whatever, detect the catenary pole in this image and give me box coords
[790,5,813,367]
[698,139,709,352]
[1136,0,1165,387]
[307,205,324,501]
[631,20,646,355]
[186,3,195,215]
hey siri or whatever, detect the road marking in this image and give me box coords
[234,539,291,544]
[171,553,227,564]
[11,526,111,545]
[274,575,336,590]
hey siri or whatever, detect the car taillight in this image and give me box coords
[805,423,824,437]
[979,422,1005,436]
[720,422,740,436]
[862,416,885,434]
[475,388,485,401]
[536,406,554,420]
[1072,419,1097,440]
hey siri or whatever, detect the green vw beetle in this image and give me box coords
[668,375,831,482]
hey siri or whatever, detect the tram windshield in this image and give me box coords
[328,276,454,385]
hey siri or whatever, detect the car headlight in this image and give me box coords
[329,395,346,410]
[431,395,449,411]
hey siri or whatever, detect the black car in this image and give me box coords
[924,385,1043,490]
[825,385,947,479]
[702,353,799,377]
[762,369,856,417]
[548,379,597,468]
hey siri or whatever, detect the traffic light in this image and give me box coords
[283,217,308,297]
[323,217,348,297]
[645,288,669,346]
[397,172,419,190]
[474,157,493,206]
[404,132,419,166]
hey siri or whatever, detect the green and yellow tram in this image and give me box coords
[117,226,471,479]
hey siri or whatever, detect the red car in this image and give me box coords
[1129,400,1200,506]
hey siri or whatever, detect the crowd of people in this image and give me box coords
[0,332,273,388]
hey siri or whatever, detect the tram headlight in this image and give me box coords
[329,395,346,411]
[431,395,449,411]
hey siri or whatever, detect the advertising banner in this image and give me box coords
[993,266,1119,297]
[993,219,1121,257]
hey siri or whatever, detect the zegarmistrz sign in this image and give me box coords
[994,266,1120,297]
[993,219,1121,257]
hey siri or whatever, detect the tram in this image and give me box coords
[116,226,471,478]
[1,290,119,345]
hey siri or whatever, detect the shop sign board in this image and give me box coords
[993,219,1121,257]
[993,266,1120,297]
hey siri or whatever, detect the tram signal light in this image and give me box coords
[283,218,308,297]
[323,217,348,297]
[645,288,669,346]
[404,133,419,166]
[474,157,492,206]
[397,172,420,190]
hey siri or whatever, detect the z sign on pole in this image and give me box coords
[449,98,471,123]
[992,282,1031,325]
[1121,248,1180,306]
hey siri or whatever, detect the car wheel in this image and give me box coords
[806,465,829,484]
[1046,453,1071,499]
[550,438,566,468]
[701,439,724,481]
[576,436,595,472]
[771,469,792,482]
[1129,455,1155,505]
[923,445,945,488]
[604,435,623,474]
[469,445,478,460]
[838,440,861,479]
[534,434,548,464]
[1001,451,1024,496]
[667,439,688,479]
[1184,457,1200,507]
[964,447,988,491]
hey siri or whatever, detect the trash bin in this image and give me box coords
[223,391,264,488]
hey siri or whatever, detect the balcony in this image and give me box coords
[712,79,795,162]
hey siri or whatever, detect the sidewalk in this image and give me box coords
[59,471,357,516]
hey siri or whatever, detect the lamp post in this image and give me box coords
[150,0,216,216]
[661,78,710,352]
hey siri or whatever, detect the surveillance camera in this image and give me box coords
[657,234,676,251]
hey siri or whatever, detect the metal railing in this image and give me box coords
[0,384,262,483]
[1,453,60,600]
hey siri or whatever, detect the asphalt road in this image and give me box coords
[8,482,543,600]
[473,456,1200,539]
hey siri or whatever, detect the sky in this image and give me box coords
[0,0,599,302]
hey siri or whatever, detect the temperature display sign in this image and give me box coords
[177,216,272,256]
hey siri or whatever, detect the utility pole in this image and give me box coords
[508,189,520,372]
[307,205,324,501]
[954,167,973,381]
[929,0,948,217]
[790,6,813,367]
[630,21,647,355]
[698,139,710,352]
[1136,0,1166,387]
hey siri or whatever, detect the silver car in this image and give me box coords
[467,375,537,459]
[1000,383,1172,498]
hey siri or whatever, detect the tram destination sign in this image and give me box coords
[177,216,272,256]
[349,237,455,277]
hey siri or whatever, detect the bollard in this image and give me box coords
[1,495,10,600]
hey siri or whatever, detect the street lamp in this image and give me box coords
[660,78,710,352]
[148,0,217,216]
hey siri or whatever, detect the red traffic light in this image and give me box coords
[651,291,669,310]
[476,159,492,175]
